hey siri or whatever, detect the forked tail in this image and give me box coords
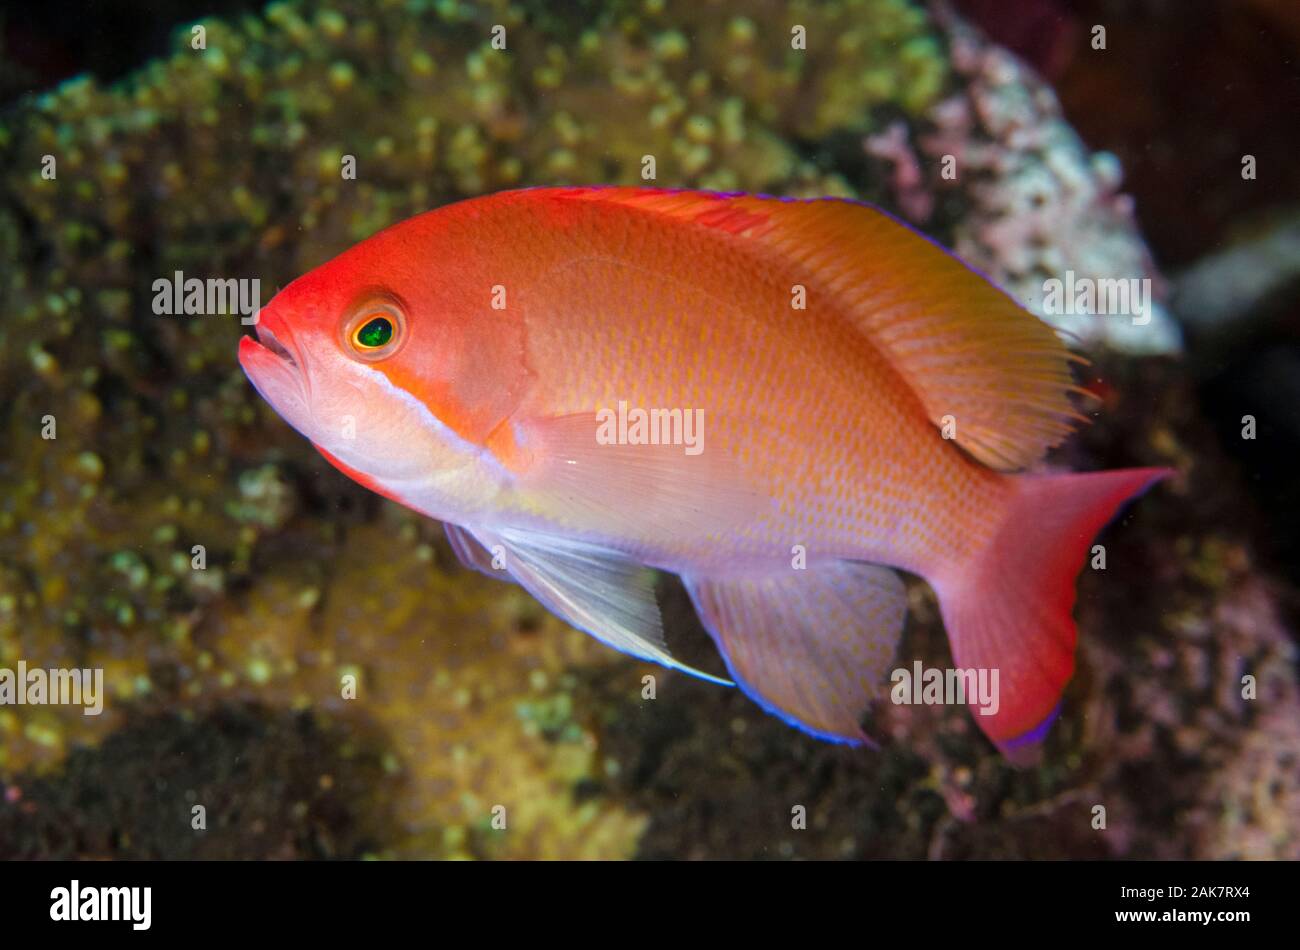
[933,467,1171,763]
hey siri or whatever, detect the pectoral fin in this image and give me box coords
[508,411,769,541]
[476,525,733,686]
[682,562,907,743]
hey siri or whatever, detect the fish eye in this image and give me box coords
[355,316,393,349]
[342,296,406,361]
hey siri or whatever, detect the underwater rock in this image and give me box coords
[0,704,400,859]
[1171,210,1300,341]
[0,0,951,858]
[0,0,1284,860]
[868,4,1182,354]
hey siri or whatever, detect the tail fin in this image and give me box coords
[934,467,1171,764]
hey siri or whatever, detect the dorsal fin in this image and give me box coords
[529,187,1084,471]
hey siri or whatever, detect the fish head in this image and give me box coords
[238,227,521,517]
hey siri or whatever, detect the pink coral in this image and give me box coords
[870,3,1183,354]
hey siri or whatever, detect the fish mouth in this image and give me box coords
[238,315,309,426]
[252,323,297,368]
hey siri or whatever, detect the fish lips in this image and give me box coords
[238,319,311,431]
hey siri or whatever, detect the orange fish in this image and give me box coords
[238,187,1170,761]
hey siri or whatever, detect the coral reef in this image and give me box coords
[0,0,1294,859]
[0,704,401,859]
[0,0,949,860]
[865,5,1182,354]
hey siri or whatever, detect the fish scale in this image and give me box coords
[503,195,998,572]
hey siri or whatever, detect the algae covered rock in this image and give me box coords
[0,0,953,859]
[0,0,1290,860]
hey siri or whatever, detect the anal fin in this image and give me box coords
[682,562,907,743]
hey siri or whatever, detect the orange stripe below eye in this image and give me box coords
[379,366,483,444]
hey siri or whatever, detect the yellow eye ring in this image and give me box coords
[341,296,407,361]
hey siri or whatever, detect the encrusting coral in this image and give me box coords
[0,0,1292,858]
[0,0,948,860]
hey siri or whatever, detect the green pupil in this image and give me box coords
[356,317,393,348]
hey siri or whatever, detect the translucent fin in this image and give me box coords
[512,412,768,540]
[681,561,907,743]
[444,522,509,579]
[478,525,732,685]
